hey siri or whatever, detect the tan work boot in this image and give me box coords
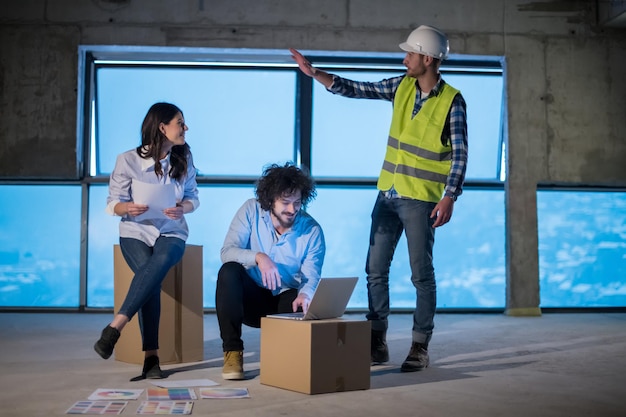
[222,351,244,380]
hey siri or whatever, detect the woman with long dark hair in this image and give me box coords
[94,102,199,379]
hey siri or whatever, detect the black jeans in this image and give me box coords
[215,261,297,352]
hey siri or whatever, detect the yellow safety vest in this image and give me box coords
[377,77,459,203]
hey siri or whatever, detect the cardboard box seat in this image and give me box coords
[113,244,204,365]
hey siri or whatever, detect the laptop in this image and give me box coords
[267,277,358,320]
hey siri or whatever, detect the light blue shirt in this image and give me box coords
[220,198,326,299]
[106,148,200,246]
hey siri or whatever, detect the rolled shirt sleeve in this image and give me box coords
[220,198,325,298]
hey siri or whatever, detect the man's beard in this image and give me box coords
[271,206,297,229]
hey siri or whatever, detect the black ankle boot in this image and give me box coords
[401,342,429,372]
[371,329,389,363]
[142,355,163,379]
[94,325,120,360]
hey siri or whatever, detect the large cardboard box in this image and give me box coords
[260,317,370,394]
[113,244,204,365]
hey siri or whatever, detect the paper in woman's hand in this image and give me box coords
[131,180,176,221]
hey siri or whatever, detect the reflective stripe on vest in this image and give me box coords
[377,77,459,202]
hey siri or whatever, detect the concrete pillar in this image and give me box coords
[503,35,546,317]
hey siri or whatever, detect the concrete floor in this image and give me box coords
[1,312,625,417]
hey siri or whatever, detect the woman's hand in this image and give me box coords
[116,202,148,217]
[163,205,184,220]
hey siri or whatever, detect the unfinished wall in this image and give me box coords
[1,0,625,313]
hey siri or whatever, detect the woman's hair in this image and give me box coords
[136,102,191,182]
[255,162,317,211]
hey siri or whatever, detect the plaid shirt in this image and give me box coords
[329,74,468,200]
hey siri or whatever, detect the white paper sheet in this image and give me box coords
[149,379,219,388]
[131,180,176,221]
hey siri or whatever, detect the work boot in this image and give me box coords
[94,325,120,360]
[400,342,429,372]
[222,351,244,380]
[371,329,389,364]
[142,355,163,379]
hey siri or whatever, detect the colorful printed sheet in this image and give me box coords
[88,389,143,401]
[146,388,197,401]
[136,401,193,415]
[199,387,250,399]
[66,400,127,415]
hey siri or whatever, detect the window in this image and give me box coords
[0,185,82,307]
[307,187,505,309]
[3,47,623,310]
[93,67,296,176]
[537,190,626,307]
[311,68,504,181]
[80,46,507,310]
[87,184,256,308]
[311,70,394,178]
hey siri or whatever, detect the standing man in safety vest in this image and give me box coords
[290,25,468,372]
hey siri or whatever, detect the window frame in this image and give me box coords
[1,46,623,311]
[76,45,508,310]
[78,45,507,186]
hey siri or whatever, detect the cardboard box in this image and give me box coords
[260,317,370,394]
[113,244,204,365]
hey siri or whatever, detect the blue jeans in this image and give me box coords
[366,192,437,346]
[118,236,186,351]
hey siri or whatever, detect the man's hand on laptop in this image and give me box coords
[292,293,311,313]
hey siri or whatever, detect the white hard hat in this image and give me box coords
[399,25,449,60]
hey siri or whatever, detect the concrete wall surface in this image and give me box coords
[1,0,625,312]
